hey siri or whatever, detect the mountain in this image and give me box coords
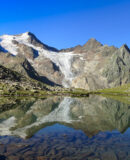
[0,32,129,90]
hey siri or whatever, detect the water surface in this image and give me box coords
[0,95,130,160]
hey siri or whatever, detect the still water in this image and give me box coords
[0,95,129,160]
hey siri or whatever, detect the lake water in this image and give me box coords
[0,95,130,160]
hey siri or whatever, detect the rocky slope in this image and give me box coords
[0,32,129,90]
[0,64,50,95]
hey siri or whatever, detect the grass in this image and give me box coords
[53,88,89,97]
[95,83,130,96]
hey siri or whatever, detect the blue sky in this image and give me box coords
[0,0,130,49]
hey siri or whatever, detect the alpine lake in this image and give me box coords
[0,95,130,160]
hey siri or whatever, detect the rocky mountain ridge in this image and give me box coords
[0,32,129,90]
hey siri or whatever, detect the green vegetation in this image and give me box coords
[89,83,130,104]
[96,83,130,96]
[51,88,89,97]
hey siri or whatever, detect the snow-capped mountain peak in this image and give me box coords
[0,32,79,87]
[0,32,129,90]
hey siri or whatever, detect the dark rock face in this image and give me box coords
[103,45,130,87]
[24,32,59,52]
[0,64,23,81]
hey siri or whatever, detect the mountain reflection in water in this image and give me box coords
[0,95,130,160]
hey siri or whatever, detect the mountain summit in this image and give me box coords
[0,32,129,90]
[83,38,103,50]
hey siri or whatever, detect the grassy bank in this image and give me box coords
[95,83,130,96]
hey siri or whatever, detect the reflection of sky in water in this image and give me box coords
[0,124,130,160]
[36,123,130,136]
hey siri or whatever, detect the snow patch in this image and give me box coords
[0,35,19,55]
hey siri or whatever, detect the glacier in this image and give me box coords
[0,32,81,87]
